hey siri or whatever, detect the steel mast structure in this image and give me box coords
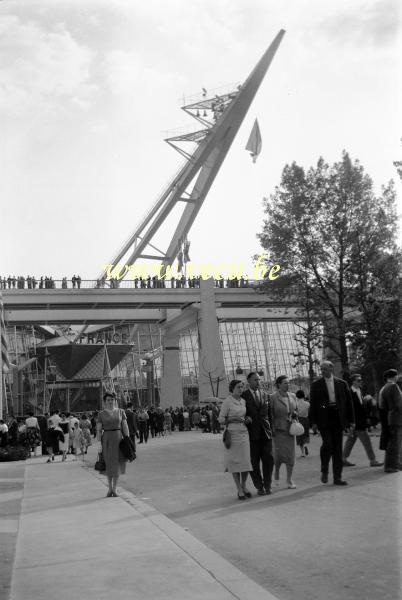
[102,29,285,279]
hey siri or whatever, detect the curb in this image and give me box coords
[84,462,280,600]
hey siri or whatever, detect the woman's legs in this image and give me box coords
[241,472,252,495]
[286,464,296,487]
[274,461,281,485]
[232,473,243,496]
[106,475,113,495]
[112,476,119,495]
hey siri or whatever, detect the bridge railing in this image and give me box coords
[1,279,263,291]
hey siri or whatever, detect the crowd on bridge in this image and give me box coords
[1,274,251,290]
[105,274,250,289]
[0,275,83,289]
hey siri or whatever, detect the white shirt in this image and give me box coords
[324,376,336,405]
[0,423,8,433]
[25,416,39,428]
[69,417,79,428]
[351,385,363,404]
[48,414,61,428]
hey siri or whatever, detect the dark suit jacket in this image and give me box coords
[380,382,402,427]
[350,389,369,430]
[309,377,354,430]
[242,389,273,441]
[125,409,138,436]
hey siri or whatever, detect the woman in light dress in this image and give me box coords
[59,414,72,462]
[219,380,253,500]
[271,375,298,489]
[295,390,310,457]
[96,392,129,498]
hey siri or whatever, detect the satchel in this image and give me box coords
[94,451,106,472]
[289,420,304,436]
[222,416,231,449]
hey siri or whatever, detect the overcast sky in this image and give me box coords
[1,0,400,280]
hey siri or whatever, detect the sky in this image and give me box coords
[0,0,401,280]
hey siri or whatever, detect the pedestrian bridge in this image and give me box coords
[2,280,301,325]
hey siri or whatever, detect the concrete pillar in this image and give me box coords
[322,317,343,377]
[160,330,183,408]
[198,278,228,401]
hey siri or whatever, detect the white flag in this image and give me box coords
[245,119,262,163]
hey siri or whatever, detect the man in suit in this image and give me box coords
[125,402,138,451]
[309,361,355,485]
[342,374,383,467]
[243,372,274,495]
[379,369,402,473]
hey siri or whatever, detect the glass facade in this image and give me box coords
[4,320,322,414]
[179,321,322,395]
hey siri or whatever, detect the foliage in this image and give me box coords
[257,151,400,385]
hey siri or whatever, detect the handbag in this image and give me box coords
[222,416,231,449]
[94,451,106,472]
[289,420,305,436]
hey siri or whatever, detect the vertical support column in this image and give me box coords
[198,278,228,401]
[322,317,343,377]
[160,330,183,408]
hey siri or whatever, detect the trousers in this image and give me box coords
[249,437,273,492]
[385,426,402,470]
[343,429,375,462]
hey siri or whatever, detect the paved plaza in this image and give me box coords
[1,431,400,600]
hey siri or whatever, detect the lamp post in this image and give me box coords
[144,353,154,407]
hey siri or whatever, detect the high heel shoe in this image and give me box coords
[237,493,246,500]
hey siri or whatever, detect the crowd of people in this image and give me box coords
[217,362,398,500]
[0,275,82,289]
[1,361,400,502]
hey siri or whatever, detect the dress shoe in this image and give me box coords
[265,488,272,495]
[370,461,383,467]
[257,488,266,496]
[334,480,348,486]
[343,460,355,467]
[106,490,113,497]
[238,493,246,500]
[242,489,252,498]
[321,473,328,483]
[287,481,297,489]
[111,491,119,497]
[385,468,399,473]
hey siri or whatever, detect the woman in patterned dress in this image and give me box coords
[25,412,41,457]
[96,392,129,497]
[79,414,92,454]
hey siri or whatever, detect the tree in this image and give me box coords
[258,151,400,382]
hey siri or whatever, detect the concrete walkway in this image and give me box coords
[8,456,279,600]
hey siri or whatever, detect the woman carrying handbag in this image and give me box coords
[219,380,253,500]
[271,375,298,489]
[96,392,130,497]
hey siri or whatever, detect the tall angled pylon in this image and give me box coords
[103,29,285,278]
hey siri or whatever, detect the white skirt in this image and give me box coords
[223,424,252,473]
